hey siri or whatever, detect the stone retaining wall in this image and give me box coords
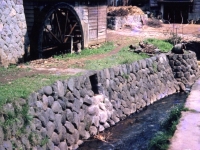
[168,51,200,88]
[0,52,199,150]
[107,15,148,30]
[0,0,29,67]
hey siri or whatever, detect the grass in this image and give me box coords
[1,101,32,139]
[0,64,23,78]
[148,105,188,150]
[144,38,173,53]
[74,46,149,70]
[0,42,115,107]
[0,74,70,107]
[54,42,115,60]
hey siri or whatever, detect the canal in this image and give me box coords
[78,92,188,150]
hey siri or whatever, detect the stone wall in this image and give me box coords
[0,52,199,149]
[168,51,200,88]
[107,15,148,30]
[0,0,29,67]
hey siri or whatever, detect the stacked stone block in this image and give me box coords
[168,51,200,88]
[0,0,29,66]
[0,53,199,149]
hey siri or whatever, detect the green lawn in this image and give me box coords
[144,38,173,53]
[76,46,149,70]
[54,42,115,59]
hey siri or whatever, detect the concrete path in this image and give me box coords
[169,78,200,150]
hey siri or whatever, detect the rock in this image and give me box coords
[55,114,62,133]
[77,140,84,146]
[83,96,93,106]
[99,125,105,132]
[48,96,54,107]
[109,68,115,79]
[21,136,31,149]
[54,146,60,150]
[59,126,67,141]
[33,118,42,130]
[99,103,106,111]
[87,90,94,97]
[51,101,62,113]
[104,68,110,79]
[65,92,74,103]
[72,112,80,129]
[113,66,120,76]
[80,130,90,140]
[51,132,60,145]
[40,127,47,138]
[58,100,66,110]
[74,77,81,90]
[140,60,146,69]
[121,100,128,108]
[4,103,14,114]
[47,140,55,150]
[174,60,181,66]
[92,116,100,127]
[108,119,115,126]
[73,129,80,143]
[47,121,55,138]
[110,80,117,91]
[57,81,65,97]
[36,101,43,110]
[66,109,74,122]
[65,121,75,134]
[28,92,38,107]
[47,108,55,121]
[73,88,80,99]
[111,114,120,123]
[42,95,49,110]
[178,82,186,91]
[123,108,131,115]
[0,127,4,144]
[37,112,48,127]
[43,86,53,95]
[104,122,110,129]
[66,133,75,145]
[89,126,97,135]
[176,72,184,78]
[3,141,12,150]
[59,142,68,150]
[72,143,79,150]
[80,88,87,98]
[67,78,75,92]
[72,98,81,113]
[83,77,90,90]
[88,105,99,116]
[99,112,108,123]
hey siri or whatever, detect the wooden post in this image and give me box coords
[71,36,73,54]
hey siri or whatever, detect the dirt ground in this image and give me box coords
[1,24,200,84]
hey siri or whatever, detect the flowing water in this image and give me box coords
[78,92,188,150]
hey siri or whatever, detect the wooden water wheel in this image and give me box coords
[32,3,84,58]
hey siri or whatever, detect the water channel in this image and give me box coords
[78,92,188,150]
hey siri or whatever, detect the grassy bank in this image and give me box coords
[54,42,115,59]
[0,74,71,107]
[74,46,149,70]
[144,38,173,53]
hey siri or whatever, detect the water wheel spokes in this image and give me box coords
[37,4,83,58]
[64,22,77,43]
